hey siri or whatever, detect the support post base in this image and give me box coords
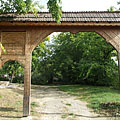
[23,96,30,117]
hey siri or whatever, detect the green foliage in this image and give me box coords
[0,0,27,13]
[31,73,48,85]
[100,102,120,116]
[51,32,117,85]
[117,1,120,11]
[31,32,118,86]
[47,0,62,23]
[107,6,117,11]
[0,42,6,54]
[12,75,24,83]
[0,61,24,83]
[31,102,38,107]
[0,0,62,23]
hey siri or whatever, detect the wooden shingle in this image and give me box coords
[0,11,120,22]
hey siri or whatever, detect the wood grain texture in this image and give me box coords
[1,32,26,55]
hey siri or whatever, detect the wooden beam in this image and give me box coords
[0,21,120,27]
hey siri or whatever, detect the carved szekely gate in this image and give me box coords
[0,11,120,116]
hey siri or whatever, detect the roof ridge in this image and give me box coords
[0,12,120,22]
[0,11,120,14]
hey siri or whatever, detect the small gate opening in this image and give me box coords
[0,60,24,84]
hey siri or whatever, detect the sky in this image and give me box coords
[41,0,119,11]
[42,0,119,37]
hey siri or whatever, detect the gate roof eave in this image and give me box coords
[0,21,120,27]
[0,11,120,27]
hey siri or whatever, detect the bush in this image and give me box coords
[31,74,48,85]
[12,75,24,83]
[100,102,120,117]
[0,76,9,81]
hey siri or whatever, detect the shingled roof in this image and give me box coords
[0,11,120,22]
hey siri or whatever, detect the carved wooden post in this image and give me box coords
[0,59,1,69]
[0,32,2,69]
[23,53,32,117]
[118,52,120,87]
[0,47,1,68]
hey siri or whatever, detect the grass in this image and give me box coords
[58,85,120,116]
[66,103,72,106]
[61,113,75,119]
[31,102,38,108]
[0,85,40,120]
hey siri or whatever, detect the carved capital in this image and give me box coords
[96,28,120,52]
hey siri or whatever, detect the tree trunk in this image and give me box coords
[10,71,15,83]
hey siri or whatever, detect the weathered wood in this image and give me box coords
[118,52,120,87]
[0,21,120,27]
[23,30,32,117]
[23,54,31,117]
[2,32,26,55]
[29,29,53,51]
[0,31,2,68]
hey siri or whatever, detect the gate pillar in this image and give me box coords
[23,30,32,117]
[118,52,120,87]
[23,53,32,117]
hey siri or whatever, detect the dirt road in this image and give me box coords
[30,86,114,120]
[0,85,118,120]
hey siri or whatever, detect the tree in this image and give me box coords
[107,6,117,11]
[0,61,24,83]
[33,32,118,86]
[118,1,120,10]
[0,0,62,23]
[31,36,55,84]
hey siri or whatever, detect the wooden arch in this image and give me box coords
[0,12,120,117]
[30,27,120,53]
[1,58,25,68]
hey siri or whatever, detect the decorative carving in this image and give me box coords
[96,28,120,52]
[1,58,25,68]
[29,29,53,52]
[1,32,26,55]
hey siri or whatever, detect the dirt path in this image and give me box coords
[31,86,112,120]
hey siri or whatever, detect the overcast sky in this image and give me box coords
[41,0,119,11]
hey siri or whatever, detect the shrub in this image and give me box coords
[99,102,120,117]
[12,75,24,84]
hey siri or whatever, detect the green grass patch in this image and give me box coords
[31,102,38,107]
[58,85,120,116]
[66,103,72,106]
[68,113,74,116]
[61,113,74,119]
[17,101,22,105]
[61,114,68,119]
